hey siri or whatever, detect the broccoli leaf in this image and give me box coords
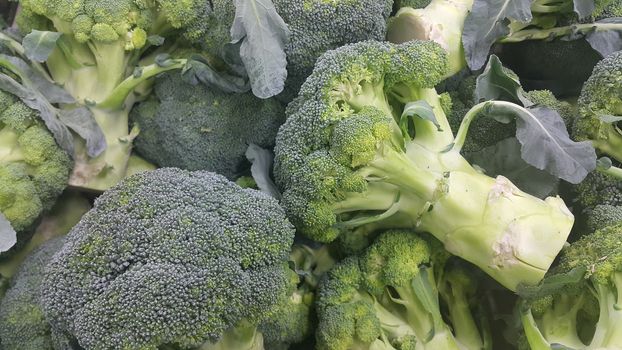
[475,55,530,105]
[22,30,61,63]
[482,103,596,184]
[245,144,281,200]
[229,0,290,99]
[586,18,622,57]
[401,100,442,135]
[516,267,586,300]
[0,213,16,253]
[182,57,250,93]
[463,0,532,70]
[469,138,559,198]
[573,0,595,19]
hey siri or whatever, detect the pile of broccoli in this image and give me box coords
[3,0,622,349]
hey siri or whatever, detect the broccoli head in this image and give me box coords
[40,168,296,349]
[0,237,66,350]
[131,72,285,180]
[575,168,622,210]
[0,90,71,242]
[315,230,491,350]
[586,204,622,232]
[573,50,622,163]
[274,40,574,291]
[16,0,212,191]
[520,222,622,349]
[205,0,393,101]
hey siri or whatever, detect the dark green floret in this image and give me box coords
[573,50,622,162]
[274,40,574,291]
[0,238,65,350]
[131,72,285,179]
[315,230,491,350]
[519,223,622,349]
[40,168,295,349]
[0,90,71,242]
[575,170,622,209]
[586,204,622,232]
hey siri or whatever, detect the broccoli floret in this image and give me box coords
[520,223,622,349]
[315,230,491,350]
[274,40,574,290]
[16,0,212,191]
[387,0,474,76]
[586,204,622,232]
[0,238,65,350]
[0,90,72,246]
[205,0,393,101]
[575,168,622,209]
[130,72,285,180]
[395,0,432,8]
[40,168,296,349]
[573,51,622,162]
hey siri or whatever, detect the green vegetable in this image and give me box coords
[519,222,622,349]
[130,72,285,179]
[40,168,295,349]
[0,89,71,249]
[15,0,211,191]
[274,40,575,291]
[315,230,491,350]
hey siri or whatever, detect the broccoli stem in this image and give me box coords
[590,274,622,348]
[593,125,622,165]
[442,286,487,349]
[198,320,264,350]
[0,127,22,163]
[500,23,622,43]
[538,294,586,348]
[521,309,554,350]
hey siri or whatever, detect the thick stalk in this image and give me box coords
[501,23,622,43]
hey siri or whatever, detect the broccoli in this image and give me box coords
[315,230,491,350]
[387,0,474,76]
[573,50,622,163]
[274,40,574,291]
[16,0,211,191]
[0,89,72,248]
[40,168,296,349]
[586,204,622,232]
[395,0,432,9]
[205,0,394,101]
[130,72,285,179]
[575,165,622,209]
[519,222,622,349]
[0,237,66,350]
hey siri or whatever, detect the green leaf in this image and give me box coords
[573,0,595,19]
[516,267,586,300]
[230,0,290,98]
[401,100,442,133]
[245,144,281,200]
[182,58,250,93]
[482,103,596,184]
[586,18,622,57]
[147,35,165,46]
[0,213,17,253]
[475,55,529,105]
[597,114,622,123]
[463,0,532,70]
[22,30,61,62]
[469,138,559,198]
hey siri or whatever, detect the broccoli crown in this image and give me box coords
[40,168,296,349]
[0,90,72,234]
[131,72,285,180]
[574,170,622,209]
[524,89,575,128]
[274,40,575,291]
[396,0,432,8]
[573,50,622,162]
[274,40,447,243]
[520,223,622,349]
[0,237,65,350]
[18,0,210,45]
[316,230,488,350]
[586,204,622,232]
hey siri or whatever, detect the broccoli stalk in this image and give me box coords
[519,223,622,349]
[16,0,211,191]
[275,40,574,291]
[387,0,474,76]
